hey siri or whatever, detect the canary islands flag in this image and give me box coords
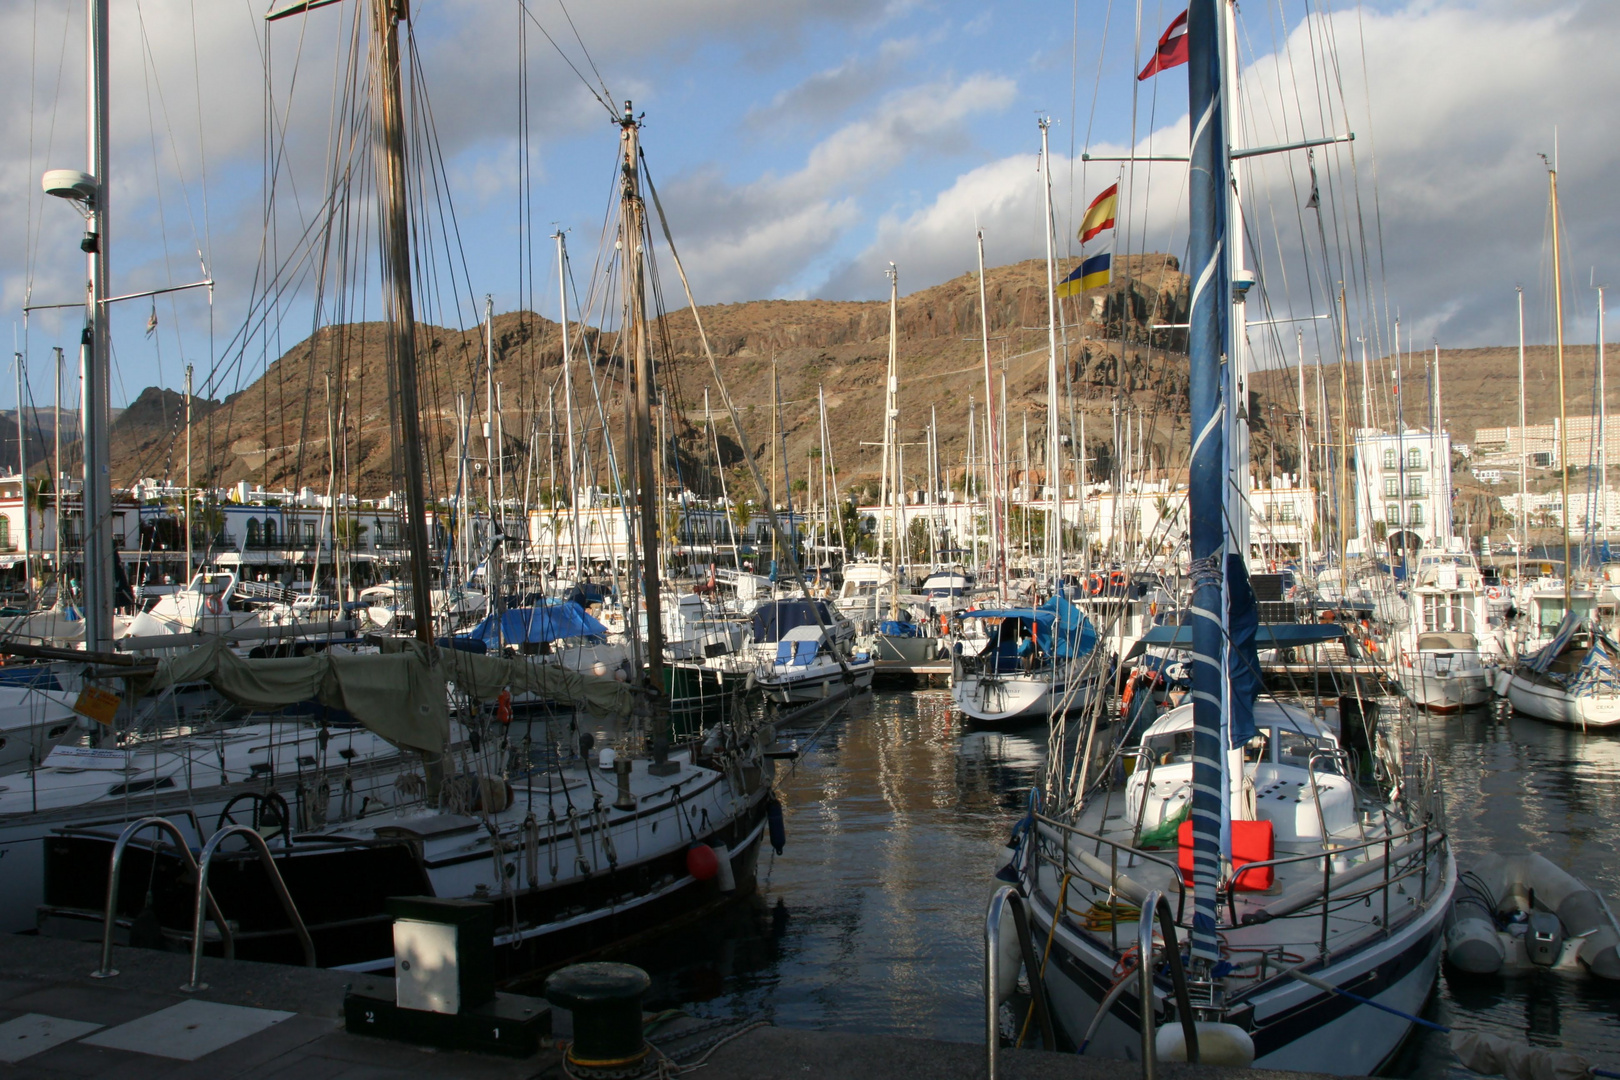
[1057,253,1112,298]
[1078,183,1118,244]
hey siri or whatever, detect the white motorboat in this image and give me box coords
[1398,632,1491,713]
[753,625,874,703]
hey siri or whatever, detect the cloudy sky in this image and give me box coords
[1,0,1614,407]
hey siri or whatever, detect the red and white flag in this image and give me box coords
[1137,9,1189,81]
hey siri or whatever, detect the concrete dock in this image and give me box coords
[0,933,1348,1080]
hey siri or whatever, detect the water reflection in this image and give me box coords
[603,693,1620,1076]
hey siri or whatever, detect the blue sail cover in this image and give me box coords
[1225,553,1261,746]
[1526,611,1581,674]
[464,602,607,649]
[1036,595,1098,659]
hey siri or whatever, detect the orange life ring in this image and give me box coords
[205,594,224,615]
[495,689,513,725]
[1110,570,1127,591]
[1088,573,1105,596]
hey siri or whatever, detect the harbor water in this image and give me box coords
[594,690,1620,1077]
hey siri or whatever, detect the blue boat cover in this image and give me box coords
[461,601,607,649]
[879,620,920,637]
[751,599,836,643]
[960,601,1097,660]
[1126,619,1345,659]
[1526,611,1581,674]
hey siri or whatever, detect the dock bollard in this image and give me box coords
[544,962,652,1075]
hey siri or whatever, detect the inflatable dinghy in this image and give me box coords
[1446,852,1620,978]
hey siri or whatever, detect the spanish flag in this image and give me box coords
[1078,183,1118,244]
[1057,253,1112,298]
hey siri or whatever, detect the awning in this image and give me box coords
[1126,621,1346,660]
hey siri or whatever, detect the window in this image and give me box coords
[1383,448,1397,469]
[1407,476,1425,497]
[0,516,11,551]
[1408,504,1425,527]
[1386,504,1400,525]
[1408,448,1424,470]
[305,522,317,546]
[245,519,262,546]
[263,518,278,547]
[1384,477,1400,498]
[1280,502,1296,523]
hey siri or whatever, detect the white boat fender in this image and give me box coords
[995,900,1022,1003]
[712,843,736,892]
[1155,1021,1255,1067]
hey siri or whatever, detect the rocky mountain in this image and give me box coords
[107,255,1200,501]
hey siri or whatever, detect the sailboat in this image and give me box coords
[952,121,1102,726]
[1504,160,1620,729]
[1001,2,1455,1072]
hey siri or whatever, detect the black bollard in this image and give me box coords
[544,962,651,1072]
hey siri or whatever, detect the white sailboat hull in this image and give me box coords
[1507,671,1620,728]
[1027,884,1446,1074]
[950,669,1090,724]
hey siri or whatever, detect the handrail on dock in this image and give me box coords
[92,816,234,980]
[1138,889,1199,1079]
[181,824,316,993]
[983,886,1056,1080]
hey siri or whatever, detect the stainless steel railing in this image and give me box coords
[92,816,234,979]
[181,824,315,992]
[1138,889,1200,1080]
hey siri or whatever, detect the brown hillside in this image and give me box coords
[108,256,1222,501]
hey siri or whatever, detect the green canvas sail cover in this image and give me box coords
[145,638,638,753]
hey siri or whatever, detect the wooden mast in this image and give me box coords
[370,0,435,640]
[617,102,671,764]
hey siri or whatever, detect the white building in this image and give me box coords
[1351,427,1453,555]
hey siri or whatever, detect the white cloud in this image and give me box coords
[813,1,1620,355]
[658,73,1017,302]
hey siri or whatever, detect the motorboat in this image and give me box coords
[753,625,874,703]
[1398,632,1491,713]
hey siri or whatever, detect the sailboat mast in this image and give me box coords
[1549,163,1569,604]
[52,347,62,600]
[184,364,193,582]
[555,232,584,574]
[1038,119,1063,584]
[883,264,899,582]
[1184,0,1230,966]
[80,0,114,650]
[1599,285,1607,541]
[14,355,30,607]
[1517,287,1526,582]
[617,103,666,706]
[370,0,435,640]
